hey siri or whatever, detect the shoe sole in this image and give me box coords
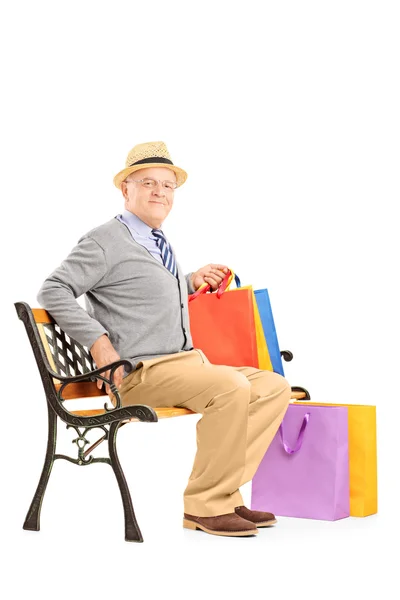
[255,519,277,527]
[183,518,258,537]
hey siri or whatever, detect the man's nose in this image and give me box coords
[152,182,166,196]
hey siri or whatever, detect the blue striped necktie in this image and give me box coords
[151,228,178,278]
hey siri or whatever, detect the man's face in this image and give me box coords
[121,167,177,228]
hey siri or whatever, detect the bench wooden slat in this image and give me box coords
[291,391,307,400]
[54,382,105,399]
[70,406,196,419]
[32,308,55,324]
[68,391,307,420]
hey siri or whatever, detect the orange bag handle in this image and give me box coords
[188,269,241,302]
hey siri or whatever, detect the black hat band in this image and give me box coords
[129,157,174,167]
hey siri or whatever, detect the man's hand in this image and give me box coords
[90,334,124,400]
[191,264,229,292]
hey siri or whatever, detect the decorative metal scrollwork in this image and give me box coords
[55,424,110,466]
[57,373,122,411]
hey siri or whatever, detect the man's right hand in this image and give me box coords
[90,334,124,395]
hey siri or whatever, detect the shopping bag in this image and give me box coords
[294,402,377,517]
[255,289,285,376]
[188,270,272,369]
[251,403,350,520]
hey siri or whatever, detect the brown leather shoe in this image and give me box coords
[235,505,277,527]
[183,511,259,537]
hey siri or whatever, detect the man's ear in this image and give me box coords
[121,182,128,203]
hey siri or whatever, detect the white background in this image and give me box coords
[1,1,399,598]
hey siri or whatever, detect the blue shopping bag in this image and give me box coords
[254,289,285,376]
[223,275,285,375]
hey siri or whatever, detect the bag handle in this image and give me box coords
[279,412,310,454]
[188,269,241,302]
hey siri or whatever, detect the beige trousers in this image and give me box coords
[119,348,291,517]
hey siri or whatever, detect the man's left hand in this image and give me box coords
[191,264,230,292]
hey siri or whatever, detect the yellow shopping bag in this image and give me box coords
[233,284,273,371]
[294,401,377,516]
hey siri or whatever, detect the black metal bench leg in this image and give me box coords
[109,420,143,543]
[23,404,57,531]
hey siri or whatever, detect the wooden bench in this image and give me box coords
[15,301,310,543]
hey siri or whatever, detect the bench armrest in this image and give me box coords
[48,358,134,411]
[46,358,158,426]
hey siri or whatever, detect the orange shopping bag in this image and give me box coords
[188,270,272,369]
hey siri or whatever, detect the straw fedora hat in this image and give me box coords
[113,141,188,189]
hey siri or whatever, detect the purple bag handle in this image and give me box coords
[279,412,310,454]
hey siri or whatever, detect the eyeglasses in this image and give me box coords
[125,177,178,191]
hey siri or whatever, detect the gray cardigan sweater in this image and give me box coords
[37,217,196,370]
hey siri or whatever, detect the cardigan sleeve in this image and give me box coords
[185,272,196,295]
[37,236,110,350]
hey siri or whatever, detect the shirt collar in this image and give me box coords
[120,209,155,237]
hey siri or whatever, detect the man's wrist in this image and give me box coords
[90,333,110,352]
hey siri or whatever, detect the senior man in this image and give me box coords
[37,141,291,538]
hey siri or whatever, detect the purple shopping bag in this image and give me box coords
[251,404,350,521]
